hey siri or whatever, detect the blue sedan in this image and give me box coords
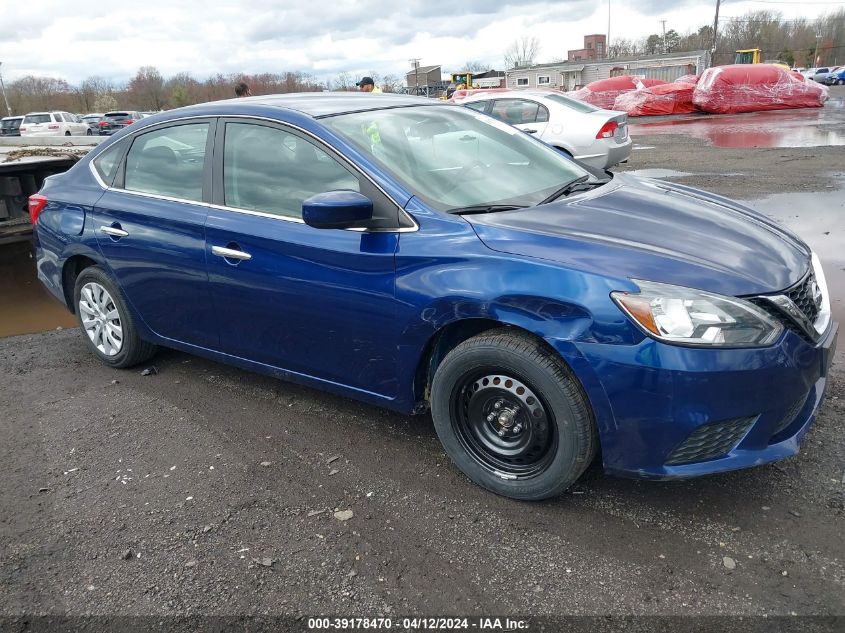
[31,93,837,500]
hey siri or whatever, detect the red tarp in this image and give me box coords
[675,74,700,85]
[567,76,667,109]
[612,82,698,116]
[693,64,828,114]
[448,88,510,103]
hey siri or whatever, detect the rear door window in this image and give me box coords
[122,123,210,202]
[23,114,51,124]
[489,99,542,125]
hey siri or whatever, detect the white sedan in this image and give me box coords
[19,111,91,137]
[459,90,632,169]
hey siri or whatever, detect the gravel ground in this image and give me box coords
[1,95,844,630]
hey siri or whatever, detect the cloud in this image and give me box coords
[0,0,825,86]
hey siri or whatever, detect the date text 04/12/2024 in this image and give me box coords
[307,617,529,630]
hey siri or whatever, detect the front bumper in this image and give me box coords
[571,322,838,479]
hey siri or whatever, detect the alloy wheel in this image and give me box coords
[79,282,123,356]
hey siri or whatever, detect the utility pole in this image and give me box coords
[607,0,611,59]
[0,62,12,117]
[660,20,667,54]
[813,32,822,66]
[409,58,420,96]
[711,0,721,54]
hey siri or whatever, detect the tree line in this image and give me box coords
[2,67,406,116]
[609,9,845,68]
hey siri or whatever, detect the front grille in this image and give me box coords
[786,270,820,324]
[665,416,756,466]
[749,270,821,344]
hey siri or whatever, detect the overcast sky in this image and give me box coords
[0,0,837,85]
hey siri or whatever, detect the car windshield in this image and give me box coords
[322,105,587,211]
[23,114,51,124]
[540,92,601,113]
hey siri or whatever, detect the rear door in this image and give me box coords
[204,118,402,397]
[489,99,549,137]
[92,119,218,348]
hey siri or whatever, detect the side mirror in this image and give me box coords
[302,190,373,230]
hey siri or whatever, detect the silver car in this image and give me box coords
[460,90,632,169]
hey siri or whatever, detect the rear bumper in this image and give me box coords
[576,137,633,169]
[569,322,838,479]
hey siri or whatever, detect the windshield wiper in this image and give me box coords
[447,204,528,215]
[540,175,604,204]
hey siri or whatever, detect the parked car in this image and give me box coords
[19,111,90,136]
[822,67,845,85]
[30,93,837,500]
[80,113,104,133]
[800,68,819,79]
[98,111,143,135]
[0,115,24,137]
[811,67,832,82]
[460,90,632,169]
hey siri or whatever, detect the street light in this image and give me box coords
[0,62,12,116]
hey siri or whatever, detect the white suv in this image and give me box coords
[19,111,91,137]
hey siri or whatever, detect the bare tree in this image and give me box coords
[504,36,542,69]
[127,66,166,110]
[462,60,490,73]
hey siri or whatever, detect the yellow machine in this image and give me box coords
[735,49,790,71]
[450,72,475,90]
[735,48,762,64]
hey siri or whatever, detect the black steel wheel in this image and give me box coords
[431,328,598,500]
[451,371,557,478]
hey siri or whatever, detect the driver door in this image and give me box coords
[204,119,403,398]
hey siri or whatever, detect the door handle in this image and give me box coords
[524,129,538,134]
[100,225,128,238]
[212,245,252,261]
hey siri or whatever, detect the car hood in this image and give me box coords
[466,173,809,296]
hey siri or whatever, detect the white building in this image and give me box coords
[506,50,711,91]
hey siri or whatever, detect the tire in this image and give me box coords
[64,131,71,136]
[86,129,92,136]
[430,328,597,500]
[73,266,157,369]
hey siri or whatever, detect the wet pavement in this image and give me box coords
[0,241,76,338]
[629,91,845,149]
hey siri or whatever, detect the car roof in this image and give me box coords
[2,116,24,121]
[200,92,442,118]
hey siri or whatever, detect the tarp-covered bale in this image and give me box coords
[675,74,700,85]
[613,82,698,116]
[568,76,667,109]
[693,64,827,114]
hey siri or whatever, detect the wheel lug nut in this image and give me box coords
[497,429,506,437]
[487,413,495,422]
[494,401,501,409]
[513,424,523,433]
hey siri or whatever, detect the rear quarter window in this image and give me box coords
[92,139,129,186]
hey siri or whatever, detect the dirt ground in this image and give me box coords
[1,91,845,630]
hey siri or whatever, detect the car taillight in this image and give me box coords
[19,127,26,131]
[48,124,59,129]
[123,119,134,125]
[596,121,619,139]
[28,194,48,224]
[99,121,108,127]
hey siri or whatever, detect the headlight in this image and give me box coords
[612,280,783,347]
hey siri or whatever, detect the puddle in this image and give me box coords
[746,186,845,326]
[630,108,845,148]
[0,241,77,337]
[625,168,692,179]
